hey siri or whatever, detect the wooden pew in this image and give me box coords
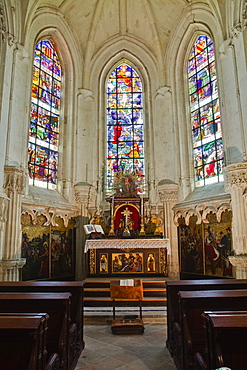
[201,311,247,370]
[0,281,84,369]
[165,279,247,357]
[0,314,59,370]
[0,312,50,369]
[0,292,71,370]
[177,289,247,370]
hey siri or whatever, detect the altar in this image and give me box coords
[85,238,170,276]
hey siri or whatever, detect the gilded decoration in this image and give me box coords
[90,249,96,274]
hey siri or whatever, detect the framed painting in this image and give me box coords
[100,253,108,273]
[112,252,143,273]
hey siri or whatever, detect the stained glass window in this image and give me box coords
[188,35,224,186]
[106,63,145,193]
[28,40,61,189]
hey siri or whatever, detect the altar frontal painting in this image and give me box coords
[112,252,143,273]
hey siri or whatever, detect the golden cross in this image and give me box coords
[121,207,132,230]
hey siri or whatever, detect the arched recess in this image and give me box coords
[23,6,83,200]
[164,3,225,200]
[86,36,161,202]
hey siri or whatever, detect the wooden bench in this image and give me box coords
[0,292,71,370]
[165,279,247,357]
[0,281,84,369]
[200,311,247,370]
[0,314,59,370]
[177,289,247,370]
[0,312,50,369]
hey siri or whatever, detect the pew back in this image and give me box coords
[0,312,49,370]
[203,311,247,370]
[0,292,71,370]
[178,289,247,370]
[0,281,84,358]
[166,279,247,356]
[0,315,47,370]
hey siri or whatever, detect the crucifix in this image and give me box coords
[121,207,133,233]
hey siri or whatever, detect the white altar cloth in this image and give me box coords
[84,238,170,254]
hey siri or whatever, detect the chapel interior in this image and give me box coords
[1,0,246,282]
[1,0,247,369]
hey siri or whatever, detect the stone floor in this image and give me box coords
[75,323,177,370]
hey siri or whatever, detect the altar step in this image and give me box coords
[83,278,167,307]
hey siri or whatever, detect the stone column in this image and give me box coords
[0,193,8,279]
[158,181,179,279]
[0,165,26,281]
[74,183,95,280]
[225,163,247,278]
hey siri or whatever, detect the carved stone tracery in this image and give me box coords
[21,206,78,227]
[173,202,232,227]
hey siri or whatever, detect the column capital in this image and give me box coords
[4,165,26,197]
[74,183,96,217]
[157,182,178,203]
[224,162,247,191]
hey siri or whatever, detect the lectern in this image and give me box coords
[110,279,145,334]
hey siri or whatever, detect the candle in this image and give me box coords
[141,194,144,216]
[156,182,158,214]
[111,195,114,216]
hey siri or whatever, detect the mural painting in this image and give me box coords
[21,213,75,280]
[179,211,232,278]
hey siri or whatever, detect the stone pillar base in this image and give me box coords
[228,256,247,279]
[0,258,26,281]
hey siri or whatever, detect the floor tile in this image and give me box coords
[76,324,176,369]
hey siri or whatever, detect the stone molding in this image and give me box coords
[0,258,26,270]
[21,206,78,227]
[173,201,231,227]
[231,23,242,38]
[4,165,26,197]
[225,162,247,191]
[224,163,247,255]
[243,1,247,28]
[0,193,8,227]
[158,183,178,203]
[74,183,96,217]
[229,256,247,279]
[0,2,6,42]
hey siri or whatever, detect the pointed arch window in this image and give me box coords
[188,35,224,186]
[106,63,145,193]
[28,39,61,189]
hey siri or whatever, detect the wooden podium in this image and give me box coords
[110,280,145,335]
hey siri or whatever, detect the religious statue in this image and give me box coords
[113,172,139,197]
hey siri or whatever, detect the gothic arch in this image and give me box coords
[165,4,225,199]
[23,6,82,199]
[91,46,158,200]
